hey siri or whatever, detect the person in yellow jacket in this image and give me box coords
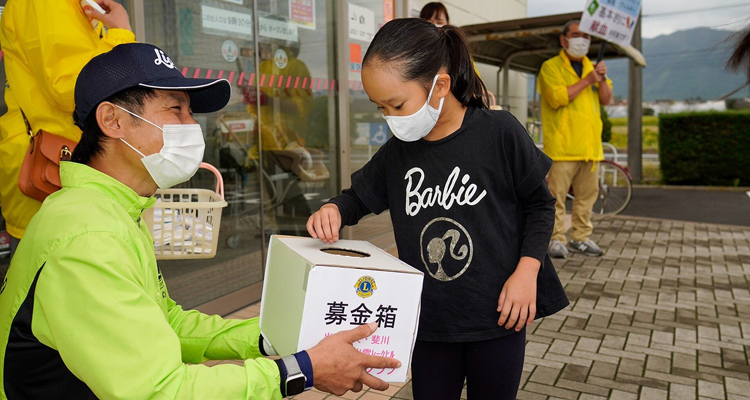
[537,20,612,259]
[0,0,135,257]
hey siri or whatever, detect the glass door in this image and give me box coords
[140,0,340,312]
[254,0,338,241]
[142,0,266,311]
[338,0,394,240]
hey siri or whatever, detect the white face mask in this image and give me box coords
[565,36,591,59]
[115,105,205,189]
[382,75,444,142]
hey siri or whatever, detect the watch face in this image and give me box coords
[287,376,306,396]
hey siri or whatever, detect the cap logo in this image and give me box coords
[154,49,175,69]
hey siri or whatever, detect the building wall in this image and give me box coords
[405,1,529,122]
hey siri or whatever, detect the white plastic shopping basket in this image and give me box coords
[143,162,228,260]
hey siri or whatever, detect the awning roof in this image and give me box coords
[461,12,646,74]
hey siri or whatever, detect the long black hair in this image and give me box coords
[363,18,488,109]
[728,26,750,81]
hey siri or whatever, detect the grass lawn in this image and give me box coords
[608,116,659,153]
[608,116,661,183]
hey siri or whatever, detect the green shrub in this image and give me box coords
[659,111,750,185]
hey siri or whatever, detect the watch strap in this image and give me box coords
[280,354,307,397]
[281,355,302,377]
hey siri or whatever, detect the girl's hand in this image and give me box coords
[497,257,540,331]
[307,203,342,243]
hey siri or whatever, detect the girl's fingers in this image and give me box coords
[515,305,528,331]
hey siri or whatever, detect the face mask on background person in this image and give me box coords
[565,37,591,59]
[382,75,444,142]
[115,105,205,189]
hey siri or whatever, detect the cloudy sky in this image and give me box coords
[527,0,750,38]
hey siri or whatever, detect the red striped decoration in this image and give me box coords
[174,67,350,92]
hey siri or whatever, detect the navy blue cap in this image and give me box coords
[74,43,230,129]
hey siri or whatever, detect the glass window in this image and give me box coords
[343,1,391,207]
[255,0,337,240]
[142,0,264,309]
[142,0,339,309]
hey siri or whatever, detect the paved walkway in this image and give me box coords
[220,214,750,399]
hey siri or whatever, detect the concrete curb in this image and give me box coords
[632,184,750,192]
[594,213,750,230]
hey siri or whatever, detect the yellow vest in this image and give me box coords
[0,0,135,238]
[537,50,611,162]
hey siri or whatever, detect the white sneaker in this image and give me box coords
[548,240,569,259]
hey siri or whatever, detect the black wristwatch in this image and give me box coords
[281,355,307,397]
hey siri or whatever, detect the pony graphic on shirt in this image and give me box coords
[420,218,473,281]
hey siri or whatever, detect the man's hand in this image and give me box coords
[497,257,539,331]
[585,61,608,85]
[584,70,602,85]
[306,323,402,396]
[594,61,608,78]
[87,0,132,31]
[307,203,342,243]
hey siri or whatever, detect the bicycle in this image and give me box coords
[567,143,633,215]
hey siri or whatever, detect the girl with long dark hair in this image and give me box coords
[307,18,569,399]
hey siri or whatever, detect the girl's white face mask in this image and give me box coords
[382,75,444,142]
[565,36,591,59]
[115,105,205,189]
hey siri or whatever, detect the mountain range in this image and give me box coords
[528,27,749,102]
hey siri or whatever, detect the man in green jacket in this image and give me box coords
[0,43,399,399]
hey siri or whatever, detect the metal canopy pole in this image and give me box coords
[500,48,559,110]
[627,15,643,183]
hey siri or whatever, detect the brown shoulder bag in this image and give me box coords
[18,110,78,202]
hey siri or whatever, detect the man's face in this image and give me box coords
[122,89,196,159]
[561,23,590,50]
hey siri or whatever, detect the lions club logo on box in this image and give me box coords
[355,276,377,298]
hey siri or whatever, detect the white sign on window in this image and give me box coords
[259,16,299,43]
[348,3,375,42]
[201,4,253,40]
